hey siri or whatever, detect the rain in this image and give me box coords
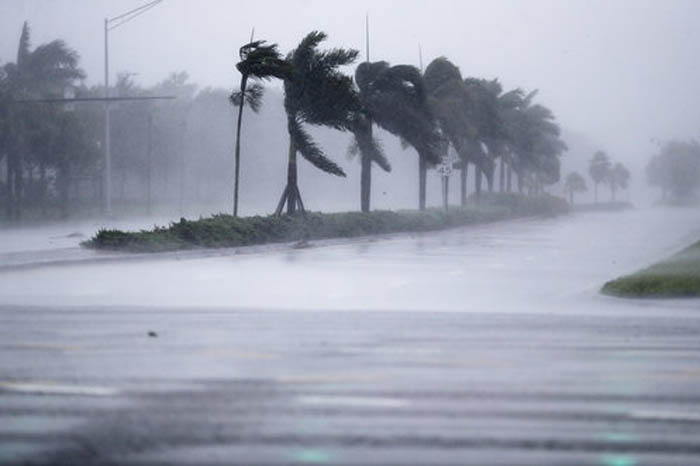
[1,1,700,465]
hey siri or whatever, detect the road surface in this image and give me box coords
[1,207,700,465]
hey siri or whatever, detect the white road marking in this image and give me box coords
[0,382,119,397]
[296,395,408,409]
[629,410,700,422]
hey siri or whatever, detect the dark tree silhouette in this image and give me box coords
[354,61,441,211]
[589,150,611,203]
[276,31,359,215]
[231,40,290,216]
[564,171,587,205]
[2,22,84,220]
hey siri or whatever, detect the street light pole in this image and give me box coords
[104,17,111,215]
[103,0,164,217]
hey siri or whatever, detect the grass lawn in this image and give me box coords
[602,240,700,298]
[83,193,569,253]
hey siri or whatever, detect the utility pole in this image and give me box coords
[360,12,372,212]
[104,18,110,215]
[103,0,164,217]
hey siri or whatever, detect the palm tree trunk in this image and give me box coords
[14,154,23,220]
[594,182,598,203]
[6,156,12,218]
[460,162,468,206]
[39,161,47,216]
[287,140,298,215]
[360,124,372,213]
[418,156,427,210]
[499,157,505,192]
[442,176,449,211]
[475,167,482,200]
[517,172,523,193]
[569,190,573,205]
[233,75,247,217]
[506,163,512,192]
[360,154,371,213]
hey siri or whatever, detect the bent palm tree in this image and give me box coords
[276,31,359,215]
[589,150,611,202]
[354,61,440,211]
[231,40,290,216]
[509,95,566,193]
[424,58,478,205]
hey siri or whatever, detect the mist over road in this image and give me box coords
[1,207,700,465]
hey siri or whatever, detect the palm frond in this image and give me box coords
[355,61,389,93]
[236,40,291,81]
[229,82,265,112]
[288,116,346,177]
[319,48,359,69]
[349,118,390,172]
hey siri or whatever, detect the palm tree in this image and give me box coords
[564,171,587,205]
[354,61,441,211]
[507,92,566,194]
[231,40,290,217]
[464,78,507,196]
[275,31,359,215]
[353,61,390,213]
[609,162,630,201]
[424,58,474,206]
[589,150,611,202]
[3,22,84,220]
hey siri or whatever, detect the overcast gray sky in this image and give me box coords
[2,0,699,175]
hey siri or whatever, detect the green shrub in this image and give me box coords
[83,194,568,253]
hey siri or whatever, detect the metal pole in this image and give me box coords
[104,18,112,216]
[365,13,370,62]
[147,111,153,215]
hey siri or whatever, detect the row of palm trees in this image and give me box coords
[564,151,631,205]
[231,31,567,216]
[588,151,630,202]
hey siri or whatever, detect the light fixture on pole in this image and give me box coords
[103,0,164,216]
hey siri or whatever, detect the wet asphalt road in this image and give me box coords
[2,309,700,466]
[1,208,700,465]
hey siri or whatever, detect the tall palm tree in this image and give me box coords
[463,77,502,196]
[231,40,290,217]
[275,31,359,215]
[507,91,566,194]
[493,87,528,192]
[565,171,587,205]
[424,58,482,205]
[589,150,611,202]
[354,61,441,211]
[609,162,630,201]
[3,22,84,220]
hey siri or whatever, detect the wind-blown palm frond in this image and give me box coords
[355,61,389,94]
[236,41,292,81]
[288,116,346,177]
[348,115,390,172]
[359,62,441,166]
[283,30,359,175]
[229,82,264,112]
[231,38,289,216]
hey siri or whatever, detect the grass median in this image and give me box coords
[82,193,569,253]
[602,240,700,298]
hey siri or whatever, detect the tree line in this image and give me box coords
[563,151,631,205]
[646,139,700,203]
[0,22,240,221]
[1,24,569,222]
[232,32,568,216]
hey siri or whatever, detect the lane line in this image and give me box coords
[0,382,119,397]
